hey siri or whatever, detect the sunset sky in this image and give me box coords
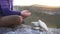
[13,0,60,7]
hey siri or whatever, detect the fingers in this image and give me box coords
[21,10,31,17]
[19,16,23,23]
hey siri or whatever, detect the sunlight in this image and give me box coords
[13,0,60,7]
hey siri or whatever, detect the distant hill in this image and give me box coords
[14,4,60,15]
[14,4,60,11]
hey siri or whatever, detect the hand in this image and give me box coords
[21,10,31,18]
[19,16,23,23]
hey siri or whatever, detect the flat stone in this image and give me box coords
[0,25,41,34]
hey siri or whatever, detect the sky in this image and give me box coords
[13,0,60,6]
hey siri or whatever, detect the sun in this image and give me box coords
[13,0,60,7]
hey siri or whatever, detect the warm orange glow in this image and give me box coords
[13,0,60,7]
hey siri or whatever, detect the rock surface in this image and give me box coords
[0,25,41,34]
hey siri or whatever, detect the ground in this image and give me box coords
[0,25,41,34]
[0,25,59,34]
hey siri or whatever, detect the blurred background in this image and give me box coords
[13,0,60,28]
[13,5,60,28]
[13,0,60,34]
